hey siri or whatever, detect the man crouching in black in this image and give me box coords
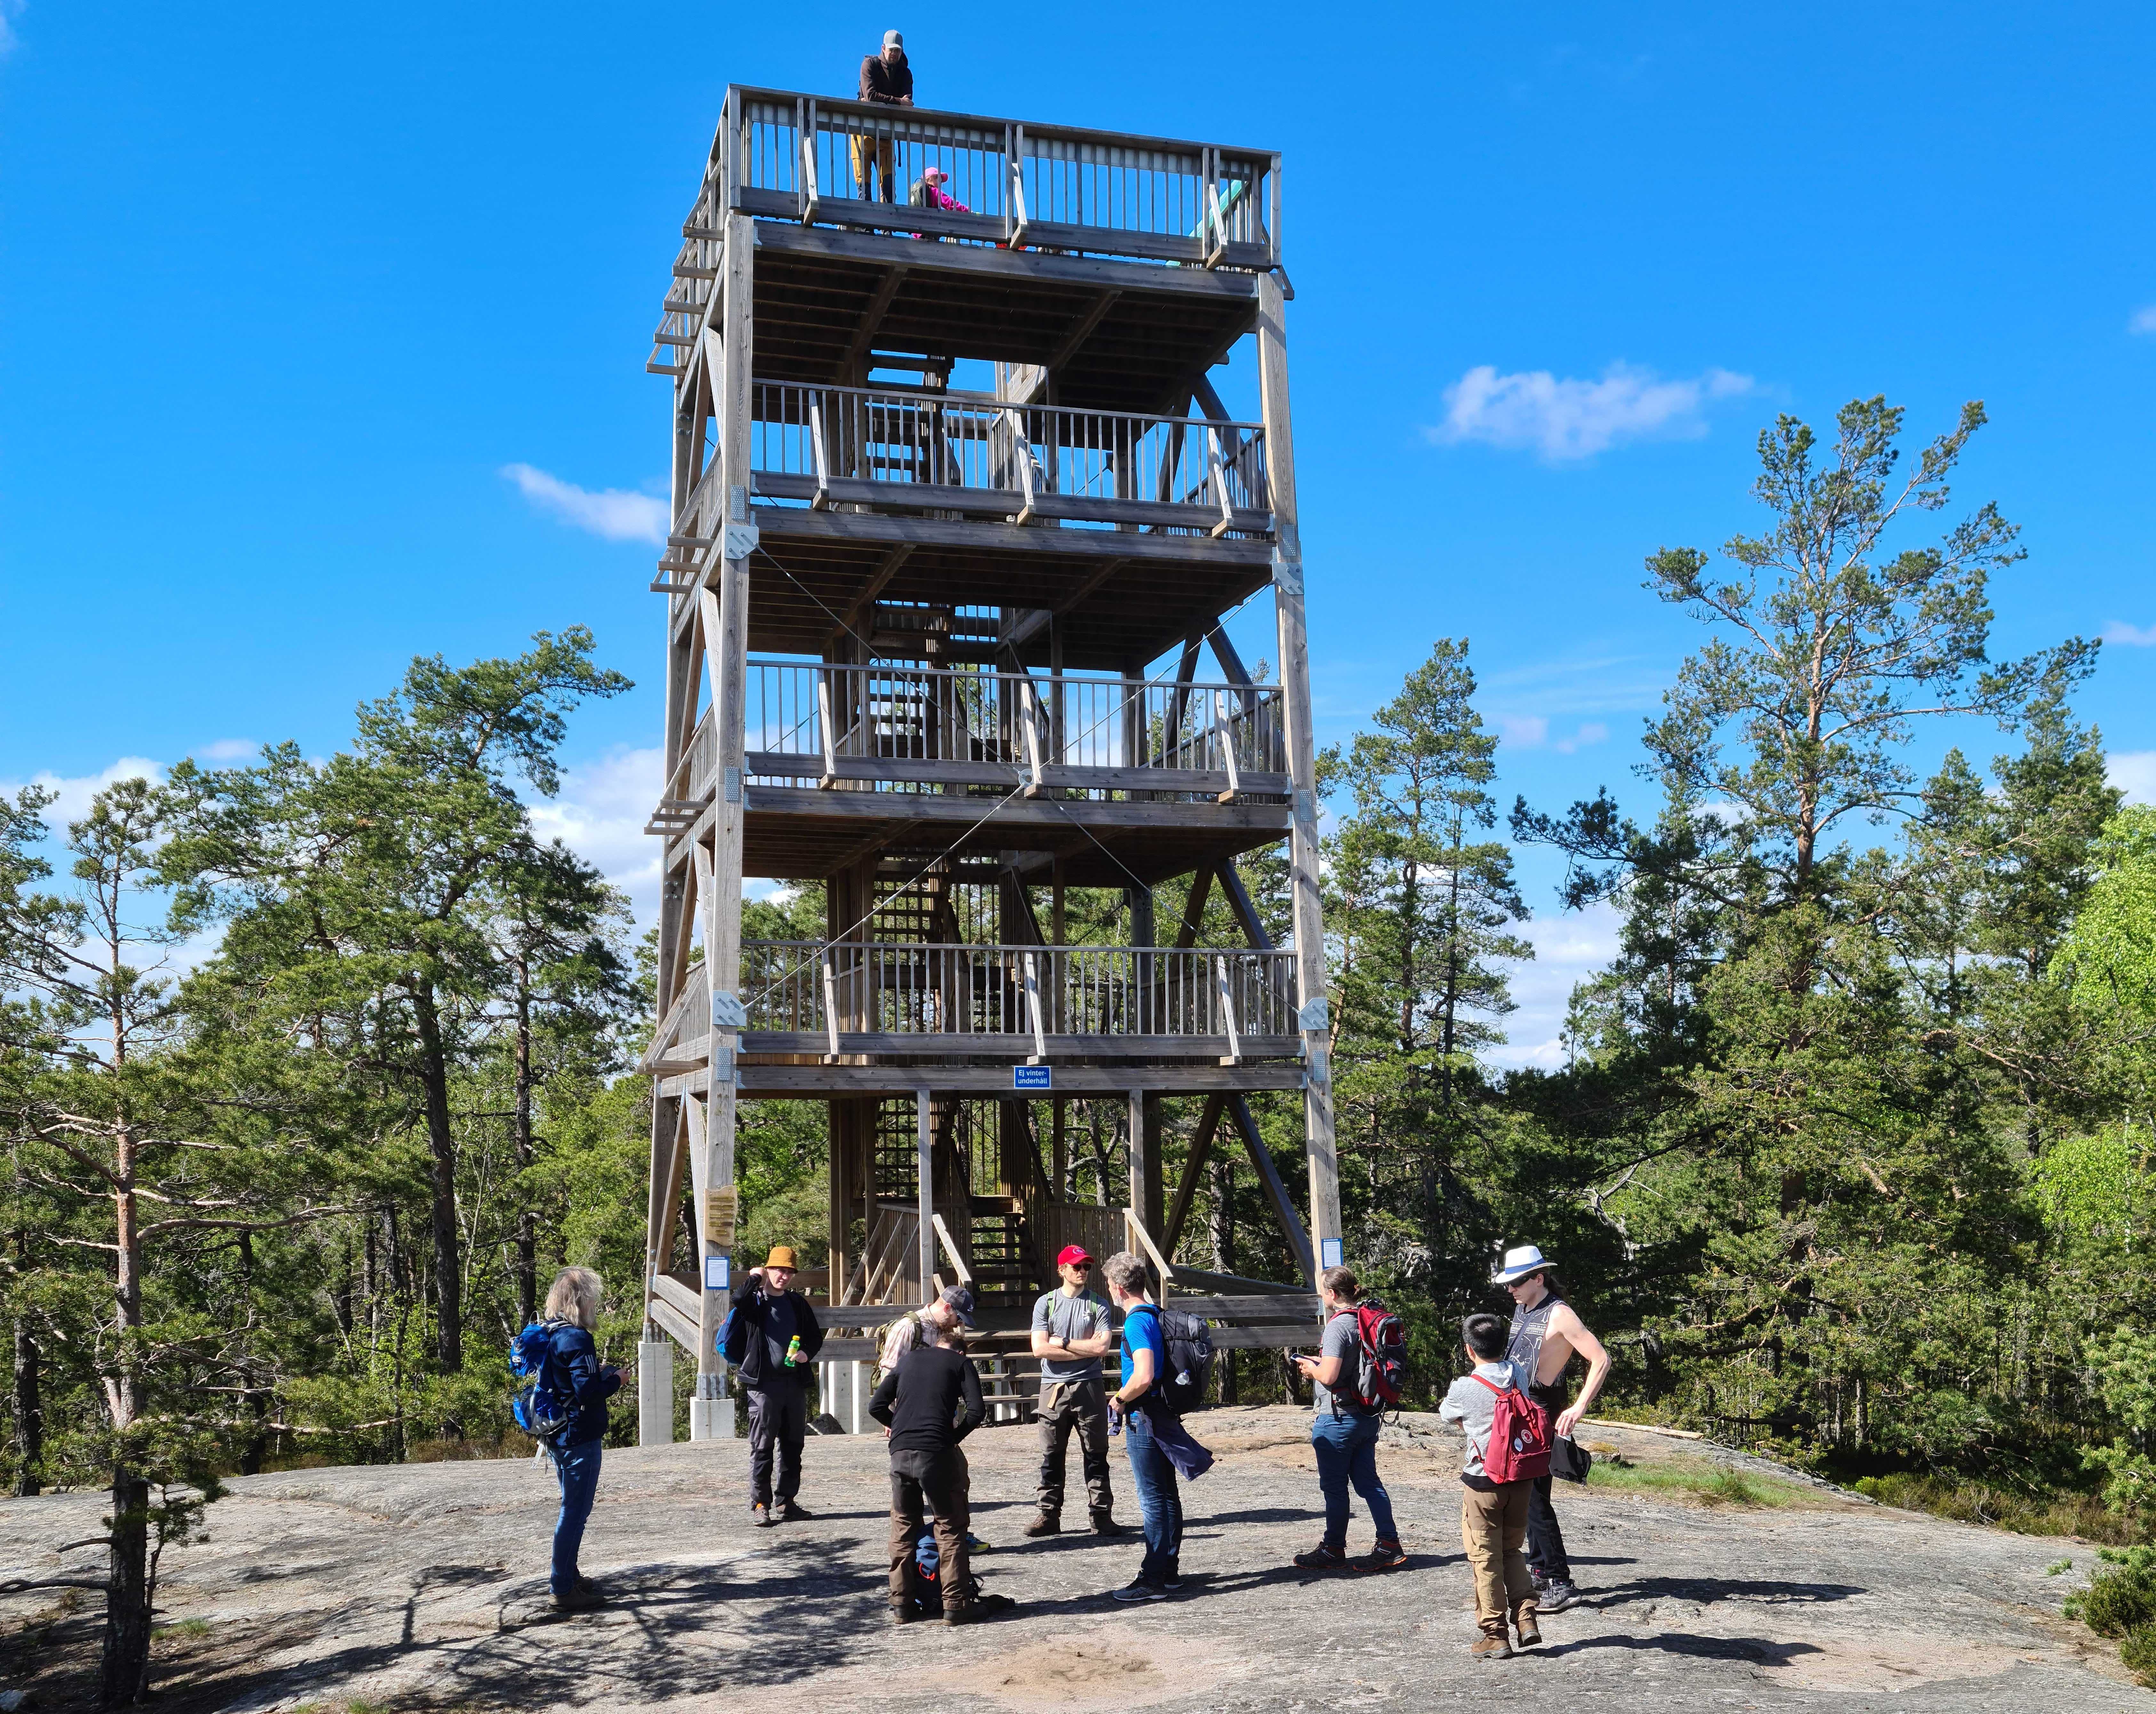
[868,1311,1014,1626]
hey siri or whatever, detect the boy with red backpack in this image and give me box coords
[1439,1312,1549,1660]
[1290,1266,1406,1572]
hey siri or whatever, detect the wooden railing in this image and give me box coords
[739,659,1285,798]
[741,941,1298,1059]
[749,381,1269,537]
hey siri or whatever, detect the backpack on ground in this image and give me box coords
[1340,1299,1407,1413]
[1156,1307,1216,1415]
[1473,1373,1553,1483]
[509,1319,572,1447]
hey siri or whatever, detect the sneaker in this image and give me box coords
[1293,1543,1350,1571]
[945,1592,1017,1625]
[1090,1515,1127,1537]
[1024,1513,1061,1538]
[779,1501,813,1522]
[1471,1634,1513,1661]
[1112,1577,1169,1602]
[751,1502,774,1528]
[1353,1540,1407,1571]
[1537,1578,1580,1612]
[550,1583,604,1613]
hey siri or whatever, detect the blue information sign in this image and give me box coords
[704,1254,731,1292]
[1013,1065,1052,1090]
[1320,1238,1344,1270]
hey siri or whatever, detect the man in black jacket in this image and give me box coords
[868,1317,1014,1625]
[851,30,913,201]
[721,1246,825,1526]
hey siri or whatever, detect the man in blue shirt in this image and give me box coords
[1102,1250,1180,1599]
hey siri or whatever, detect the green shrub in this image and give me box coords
[2073,1546,2156,1639]
[2118,1624,2156,1688]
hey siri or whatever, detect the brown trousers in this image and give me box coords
[1460,1480,1538,1638]
[889,1447,970,1612]
[1035,1377,1114,1519]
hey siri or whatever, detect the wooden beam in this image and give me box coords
[829,541,915,647]
[740,784,1291,832]
[722,1063,1307,1097]
[754,506,1272,568]
[841,265,911,380]
[1174,866,1216,950]
[1228,1092,1314,1285]
[1218,861,1274,950]
[1161,1090,1225,1259]
[756,220,1262,300]
[1047,289,1122,374]
[1051,556,1130,618]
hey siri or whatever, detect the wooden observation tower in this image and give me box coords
[634,87,1337,1441]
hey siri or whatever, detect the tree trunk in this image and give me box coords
[10,1314,39,1497]
[513,968,538,1330]
[411,984,465,1374]
[101,1464,151,1706]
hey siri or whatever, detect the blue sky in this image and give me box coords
[4,3,2152,1063]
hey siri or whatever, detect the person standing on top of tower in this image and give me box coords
[852,30,914,202]
[1491,1245,1610,1613]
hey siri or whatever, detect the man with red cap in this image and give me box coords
[1026,1244,1122,1535]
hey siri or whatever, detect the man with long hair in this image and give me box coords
[1491,1245,1611,1612]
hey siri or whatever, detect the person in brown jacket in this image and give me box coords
[852,31,913,201]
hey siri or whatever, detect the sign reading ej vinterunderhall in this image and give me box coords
[1012,1065,1052,1090]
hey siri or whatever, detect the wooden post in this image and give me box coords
[1254,268,1342,1266]
[1125,1088,1148,1268]
[915,1087,935,1302]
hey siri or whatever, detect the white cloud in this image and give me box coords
[0,757,163,832]
[1498,715,1609,754]
[527,745,667,925]
[1482,901,1624,1072]
[0,3,22,56]
[1430,362,1754,461]
[2112,752,2156,807]
[2103,621,2156,647]
[2130,306,2156,337]
[502,463,669,544]
[196,737,260,761]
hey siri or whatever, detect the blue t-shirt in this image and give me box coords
[1120,1302,1165,1389]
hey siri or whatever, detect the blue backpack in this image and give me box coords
[510,1319,572,1446]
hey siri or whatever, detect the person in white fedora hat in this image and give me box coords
[1490,1244,1610,1612]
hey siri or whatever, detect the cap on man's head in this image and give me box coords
[883,29,904,49]
[1490,1243,1551,1285]
[938,1284,977,1327]
[765,1245,800,1271]
[1056,1244,1093,1269]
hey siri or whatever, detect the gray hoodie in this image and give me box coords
[1438,1359,1523,1482]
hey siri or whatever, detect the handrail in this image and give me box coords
[931,1212,974,1286]
[1122,1206,1177,1301]
[713,85,1279,270]
[747,380,1269,533]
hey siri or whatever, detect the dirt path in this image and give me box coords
[1,1407,2142,1712]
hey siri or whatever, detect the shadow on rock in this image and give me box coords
[1586,1577,1865,1609]
[1538,1632,1827,1667]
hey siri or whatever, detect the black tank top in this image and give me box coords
[1505,1292,1569,1407]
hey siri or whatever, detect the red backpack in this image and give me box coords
[1337,1301,1407,1412]
[1474,1373,1553,1482]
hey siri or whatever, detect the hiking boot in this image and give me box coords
[550,1582,605,1613]
[1536,1578,1580,1612]
[1024,1512,1061,1538]
[751,1502,775,1528]
[1112,1576,1168,1602]
[779,1501,813,1522]
[1293,1543,1350,1571]
[1090,1514,1126,1537]
[889,1604,920,1626]
[1471,1634,1513,1661]
[1354,1539,1407,1571]
[1514,1612,1543,1649]
[945,1591,1016,1625]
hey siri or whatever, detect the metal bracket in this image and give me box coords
[1272,553,1304,596]
[710,989,748,1029]
[1297,996,1330,1033]
[724,522,760,561]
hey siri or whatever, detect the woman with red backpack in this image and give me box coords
[1290,1266,1405,1572]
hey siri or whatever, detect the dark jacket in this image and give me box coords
[868,1343,985,1455]
[722,1285,825,1390]
[540,1325,621,1447]
[858,52,913,105]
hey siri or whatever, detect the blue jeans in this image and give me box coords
[551,1437,603,1594]
[1123,1410,1182,1584]
[1312,1409,1396,1551]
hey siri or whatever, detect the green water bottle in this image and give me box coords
[785,1333,804,1367]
